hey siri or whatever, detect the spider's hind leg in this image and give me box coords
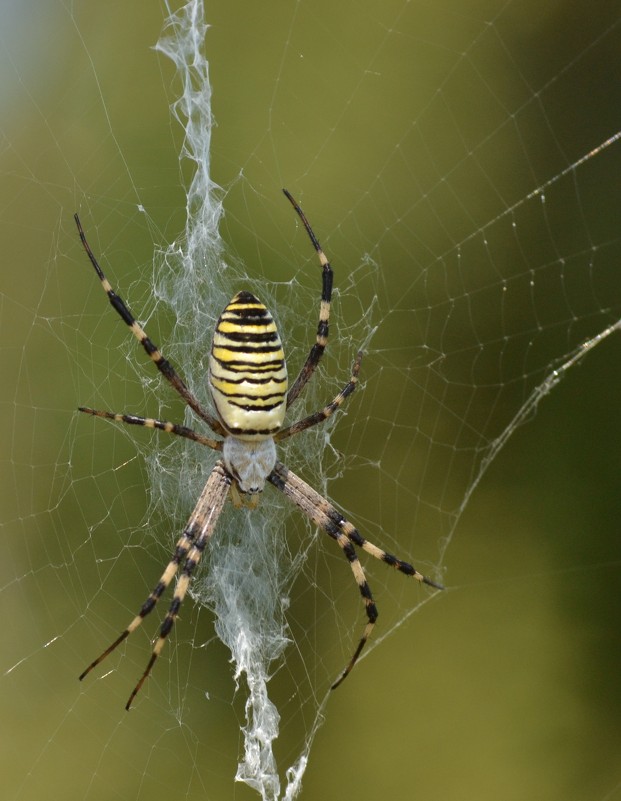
[268,461,442,688]
[79,461,231,709]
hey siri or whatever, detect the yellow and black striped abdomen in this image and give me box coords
[209,291,288,439]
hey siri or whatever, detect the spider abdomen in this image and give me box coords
[209,291,288,439]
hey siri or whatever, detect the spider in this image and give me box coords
[75,189,443,710]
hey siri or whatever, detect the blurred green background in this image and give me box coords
[1,1,620,800]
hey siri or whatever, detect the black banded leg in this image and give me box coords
[79,461,231,709]
[78,406,222,451]
[340,525,444,590]
[125,535,204,709]
[275,351,362,442]
[268,462,376,688]
[79,523,197,684]
[74,214,226,436]
[282,190,333,408]
[268,462,443,687]
[327,532,377,690]
[125,461,231,708]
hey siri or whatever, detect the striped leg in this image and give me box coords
[282,190,333,408]
[79,461,231,709]
[268,461,442,689]
[78,406,222,451]
[275,351,362,442]
[74,214,226,436]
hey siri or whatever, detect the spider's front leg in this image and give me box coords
[74,213,226,436]
[282,189,334,409]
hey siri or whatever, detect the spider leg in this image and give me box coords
[79,460,231,710]
[268,461,442,689]
[275,351,361,441]
[78,406,222,450]
[74,214,226,437]
[282,190,333,408]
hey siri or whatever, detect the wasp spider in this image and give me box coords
[75,190,443,710]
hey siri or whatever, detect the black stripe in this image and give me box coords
[210,373,283,386]
[139,596,157,617]
[343,542,357,563]
[222,390,285,402]
[321,266,333,302]
[268,469,285,490]
[345,528,366,548]
[160,613,177,638]
[324,520,340,539]
[232,290,261,304]
[213,343,283,354]
[227,306,269,318]
[225,314,270,325]
[108,291,137,327]
[226,425,281,436]
[216,330,279,343]
[211,356,284,370]
[227,400,284,412]
[359,582,373,600]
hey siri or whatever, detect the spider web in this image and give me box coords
[1,1,620,800]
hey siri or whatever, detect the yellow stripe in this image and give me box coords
[227,301,265,311]
[217,320,276,334]
[211,346,284,364]
[210,377,287,397]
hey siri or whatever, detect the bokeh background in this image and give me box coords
[1,1,620,800]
